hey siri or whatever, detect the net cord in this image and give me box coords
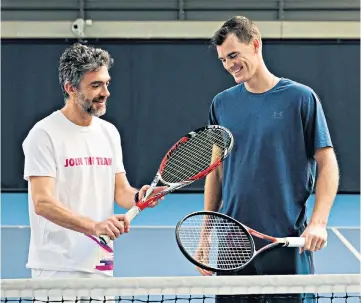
[2,274,360,297]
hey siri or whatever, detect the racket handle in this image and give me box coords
[286,237,328,248]
[126,205,140,221]
[285,237,305,247]
[98,207,140,245]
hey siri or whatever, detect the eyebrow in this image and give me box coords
[219,51,239,60]
[89,78,111,85]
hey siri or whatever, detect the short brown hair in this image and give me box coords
[210,16,261,46]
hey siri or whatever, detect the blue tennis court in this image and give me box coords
[1,193,360,279]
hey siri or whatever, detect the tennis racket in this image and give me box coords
[175,211,312,273]
[99,125,234,245]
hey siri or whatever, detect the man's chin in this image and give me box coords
[92,108,106,117]
[233,73,252,84]
[84,106,106,118]
[234,76,244,84]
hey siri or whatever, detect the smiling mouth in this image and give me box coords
[93,98,106,104]
[232,66,243,75]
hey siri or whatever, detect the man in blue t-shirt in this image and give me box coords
[198,16,339,302]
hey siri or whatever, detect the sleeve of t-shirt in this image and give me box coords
[22,127,57,181]
[301,90,333,158]
[208,97,220,125]
[112,127,126,174]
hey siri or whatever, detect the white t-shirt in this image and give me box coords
[22,110,126,276]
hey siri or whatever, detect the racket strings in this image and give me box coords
[161,128,232,184]
[178,214,254,270]
[164,131,220,177]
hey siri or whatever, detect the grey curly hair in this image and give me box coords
[58,43,114,99]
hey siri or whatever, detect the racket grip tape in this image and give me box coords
[126,205,140,221]
[286,237,328,248]
[285,237,305,247]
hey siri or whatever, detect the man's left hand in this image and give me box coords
[138,185,167,208]
[299,223,328,254]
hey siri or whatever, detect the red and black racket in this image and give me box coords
[175,211,310,273]
[99,125,234,245]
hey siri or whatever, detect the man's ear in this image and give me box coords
[64,82,76,97]
[253,39,260,53]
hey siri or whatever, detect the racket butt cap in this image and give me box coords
[99,235,110,245]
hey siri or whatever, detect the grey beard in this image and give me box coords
[77,93,106,117]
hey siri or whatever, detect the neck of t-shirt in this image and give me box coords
[244,66,279,95]
[57,110,97,132]
[244,75,282,96]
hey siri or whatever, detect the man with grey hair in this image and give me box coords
[22,43,165,280]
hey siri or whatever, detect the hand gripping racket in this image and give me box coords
[175,211,316,273]
[99,125,234,245]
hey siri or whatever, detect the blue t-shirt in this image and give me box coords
[208,78,332,242]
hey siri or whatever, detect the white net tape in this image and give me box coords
[2,274,360,298]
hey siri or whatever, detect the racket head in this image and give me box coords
[157,125,234,186]
[175,211,256,273]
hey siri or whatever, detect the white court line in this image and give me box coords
[1,225,30,228]
[330,227,361,261]
[329,226,361,230]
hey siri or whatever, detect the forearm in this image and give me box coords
[35,196,96,235]
[115,186,138,209]
[310,154,339,225]
[204,166,223,211]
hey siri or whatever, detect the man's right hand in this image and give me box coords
[194,245,214,276]
[196,264,214,276]
[94,215,130,240]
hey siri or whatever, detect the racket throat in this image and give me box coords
[143,187,154,202]
[143,174,161,201]
[249,228,276,242]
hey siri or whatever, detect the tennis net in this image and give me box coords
[1,274,360,303]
